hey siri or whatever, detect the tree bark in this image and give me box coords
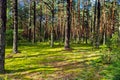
[13,0,19,53]
[29,0,32,42]
[39,1,42,42]
[77,0,81,43]
[32,0,36,43]
[93,0,97,47]
[50,11,54,47]
[102,0,106,45]
[82,2,85,43]
[44,6,48,42]
[95,0,101,48]
[64,0,71,49]
[0,0,7,73]
[85,1,89,44]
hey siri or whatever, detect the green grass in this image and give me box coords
[0,42,104,80]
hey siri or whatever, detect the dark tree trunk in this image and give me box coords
[28,28,32,42]
[57,3,61,41]
[64,0,71,49]
[0,0,7,73]
[13,0,18,53]
[82,3,85,43]
[33,0,36,43]
[95,0,101,48]
[29,0,32,42]
[85,1,89,44]
[93,0,97,47]
[62,23,65,43]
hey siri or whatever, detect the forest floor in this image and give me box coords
[0,42,112,80]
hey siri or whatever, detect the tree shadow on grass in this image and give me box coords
[4,67,60,79]
[72,43,92,47]
[5,67,39,74]
[6,50,64,59]
[76,48,92,53]
[5,66,58,74]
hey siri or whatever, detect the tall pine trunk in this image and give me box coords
[103,0,106,45]
[29,0,32,42]
[77,0,81,43]
[85,1,89,44]
[44,6,48,42]
[39,1,42,42]
[50,0,55,47]
[64,0,71,49]
[32,0,36,43]
[82,2,85,43]
[13,0,18,53]
[0,0,7,73]
[93,0,97,47]
[95,0,101,48]
[50,11,54,47]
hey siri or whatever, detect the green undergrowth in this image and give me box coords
[0,42,115,80]
[98,47,120,80]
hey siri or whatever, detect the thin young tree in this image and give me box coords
[32,0,36,43]
[28,0,32,42]
[0,0,7,73]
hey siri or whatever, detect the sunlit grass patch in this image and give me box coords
[0,42,103,79]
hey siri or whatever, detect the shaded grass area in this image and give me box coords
[0,42,103,80]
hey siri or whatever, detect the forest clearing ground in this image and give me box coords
[0,42,103,80]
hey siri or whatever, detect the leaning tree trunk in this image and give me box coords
[0,0,7,73]
[13,0,19,53]
[64,0,71,49]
